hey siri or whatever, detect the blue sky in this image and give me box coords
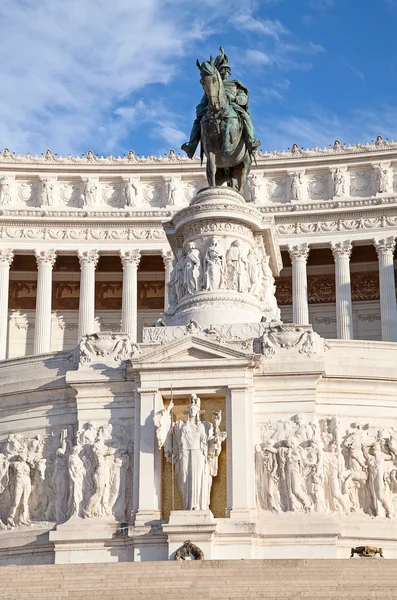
[1,0,397,157]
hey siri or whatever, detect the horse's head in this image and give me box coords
[196,56,225,111]
[33,457,47,481]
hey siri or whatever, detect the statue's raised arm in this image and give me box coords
[181,47,260,195]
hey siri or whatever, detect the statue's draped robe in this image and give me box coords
[161,416,213,511]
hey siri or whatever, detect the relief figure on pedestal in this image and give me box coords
[247,248,262,296]
[333,168,345,197]
[183,242,202,295]
[123,178,138,207]
[156,394,226,511]
[227,240,248,293]
[203,237,224,291]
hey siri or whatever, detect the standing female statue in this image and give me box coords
[203,237,224,291]
[155,394,226,511]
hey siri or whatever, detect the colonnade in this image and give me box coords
[0,248,172,360]
[287,236,397,342]
[0,237,396,360]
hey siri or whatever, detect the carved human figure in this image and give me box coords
[0,453,9,529]
[376,166,389,193]
[279,436,312,512]
[292,414,314,444]
[40,178,54,206]
[342,425,368,512]
[84,427,116,517]
[324,443,349,514]
[167,258,179,308]
[262,255,280,319]
[290,173,303,201]
[109,447,130,520]
[305,439,326,512]
[174,249,185,302]
[183,242,202,295]
[333,168,345,197]
[7,455,32,527]
[68,444,85,517]
[123,178,138,207]
[364,442,394,518]
[203,237,224,291]
[49,430,70,523]
[155,394,226,511]
[247,248,262,296]
[247,173,262,203]
[256,439,282,512]
[81,178,97,206]
[165,178,176,206]
[0,176,12,205]
[226,240,247,293]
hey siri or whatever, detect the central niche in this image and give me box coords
[161,396,226,519]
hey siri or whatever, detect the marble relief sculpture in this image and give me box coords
[290,172,303,201]
[227,240,248,293]
[123,178,138,207]
[203,237,224,291]
[0,423,132,529]
[81,178,97,207]
[0,176,11,205]
[247,173,262,203]
[256,415,397,519]
[155,394,226,511]
[183,242,202,295]
[333,168,345,197]
[165,178,176,206]
[375,165,389,193]
[40,178,54,206]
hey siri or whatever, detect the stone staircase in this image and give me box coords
[0,559,395,599]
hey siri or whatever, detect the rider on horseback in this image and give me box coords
[181,47,260,159]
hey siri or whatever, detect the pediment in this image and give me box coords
[133,335,253,366]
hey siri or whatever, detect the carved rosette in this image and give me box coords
[163,187,282,327]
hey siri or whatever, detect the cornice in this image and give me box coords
[2,136,397,168]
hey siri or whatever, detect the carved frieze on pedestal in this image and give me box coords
[163,187,282,328]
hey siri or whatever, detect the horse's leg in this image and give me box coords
[215,168,228,187]
[237,150,252,194]
[206,151,217,187]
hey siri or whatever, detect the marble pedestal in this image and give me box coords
[163,187,282,328]
[162,511,217,560]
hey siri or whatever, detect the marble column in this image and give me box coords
[288,243,310,325]
[226,385,256,522]
[161,250,173,312]
[33,250,57,355]
[78,250,99,340]
[0,250,14,360]
[374,237,397,342]
[331,240,354,339]
[120,250,141,342]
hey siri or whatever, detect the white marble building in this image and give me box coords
[0,139,397,564]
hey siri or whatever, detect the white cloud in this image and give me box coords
[0,0,240,155]
[245,49,273,66]
[230,14,288,40]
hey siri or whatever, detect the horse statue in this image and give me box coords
[196,56,253,194]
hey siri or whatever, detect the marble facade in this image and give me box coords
[0,139,397,563]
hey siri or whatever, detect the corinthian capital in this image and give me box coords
[288,243,309,262]
[78,250,99,268]
[35,250,57,267]
[0,249,14,267]
[161,249,173,267]
[120,249,141,268]
[374,236,396,257]
[331,240,352,259]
